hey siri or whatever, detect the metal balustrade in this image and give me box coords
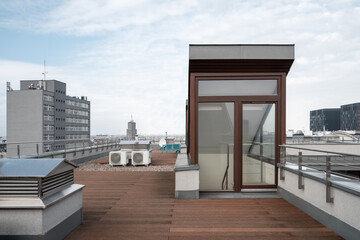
[279,145,360,203]
[5,139,121,160]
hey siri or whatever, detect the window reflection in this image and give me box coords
[198,102,234,191]
[243,104,275,185]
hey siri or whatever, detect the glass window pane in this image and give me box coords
[242,103,275,185]
[198,102,234,191]
[198,80,277,96]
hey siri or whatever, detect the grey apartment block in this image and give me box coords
[6,80,90,158]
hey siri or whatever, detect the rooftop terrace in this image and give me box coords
[66,153,342,240]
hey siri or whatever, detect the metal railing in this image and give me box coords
[286,138,360,144]
[279,145,360,203]
[5,139,121,159]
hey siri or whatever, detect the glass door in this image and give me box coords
[198,102,234,191]
[242,103,276,187]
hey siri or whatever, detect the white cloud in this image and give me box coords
[1,0,360,136]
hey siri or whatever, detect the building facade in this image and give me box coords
[7,80,90,157]
[186,44,294,192]
[126,119,137,140]
[310,108,340,132]
[340,103,360,131]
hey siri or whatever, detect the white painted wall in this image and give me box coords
[175,170,199,191]
[199,153,234,190]
[278,169,360,231]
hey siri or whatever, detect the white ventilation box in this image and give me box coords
[131,150,151,166]
[109,151,127,166]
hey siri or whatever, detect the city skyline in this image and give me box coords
[1,0,360,136]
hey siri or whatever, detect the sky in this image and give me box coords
[0,0,360,136]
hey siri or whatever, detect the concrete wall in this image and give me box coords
[36,144,120,163]
[7,90,43,157]
[42,189,82,233]
[278,169,360,239]
[199,153,234,190]
[175,153,199,199]
[0,184,83,239]
[242,156,274,185]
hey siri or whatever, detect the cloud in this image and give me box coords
[1,0,360,136]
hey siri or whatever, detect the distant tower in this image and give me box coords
[126,116,137,140]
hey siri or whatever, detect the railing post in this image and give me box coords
[36,144,39,158]
[74,144,76,156]
[280,146,285,180]
[82,141,85,154]
[326,155,334,203]
[63,144,66,158]
[17,145,20,158]
[298,151,304,189]
[51,144,54,158]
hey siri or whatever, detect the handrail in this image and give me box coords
[279,145,360,203]
[222,144,230,190]
[280,144,360,157]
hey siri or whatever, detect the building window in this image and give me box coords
[43,125,54,131]
[43,95,54,102]
[43,105,54,112]
[198,80,277,96]
[44,115,54,121]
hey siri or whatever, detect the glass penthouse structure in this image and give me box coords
[187,44,294,192]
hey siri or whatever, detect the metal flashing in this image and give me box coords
[189,44,295,60]
[0,158,76,178]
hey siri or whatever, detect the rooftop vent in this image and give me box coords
[0,158,77,198]
[0,158,84,239]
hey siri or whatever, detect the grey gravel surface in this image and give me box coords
[76,158,174,172]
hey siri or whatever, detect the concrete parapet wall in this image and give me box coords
[0,184,84,239]
[278,168,360,240]
[15,144,120,164]
[174,153,200,199]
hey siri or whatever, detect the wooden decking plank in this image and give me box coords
[66,171,342,240]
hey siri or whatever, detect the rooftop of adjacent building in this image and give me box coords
[7,79,89,102]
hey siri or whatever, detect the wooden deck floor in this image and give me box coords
[66,171,342,240]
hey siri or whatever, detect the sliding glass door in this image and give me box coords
[197,101,277,191]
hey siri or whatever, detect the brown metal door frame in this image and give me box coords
[239,101,278,190]
[190,72,285,192]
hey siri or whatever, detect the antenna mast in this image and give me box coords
[42,60,48,81]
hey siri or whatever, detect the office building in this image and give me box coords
[126,118,137,140]
[340,103,360,131]
[6,80,90,157]
[310,108,340,132]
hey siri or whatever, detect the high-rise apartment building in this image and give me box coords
[340,103,360,131]
[126,119,137,140]
[6,80,90,157]
[310,108,340,132]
